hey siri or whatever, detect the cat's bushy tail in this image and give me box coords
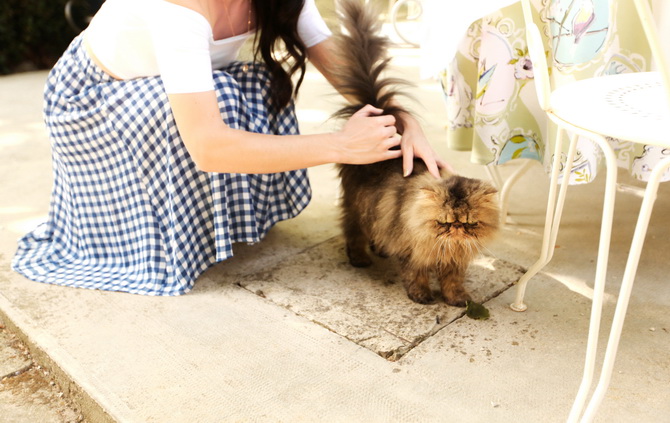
[331,0,411,121]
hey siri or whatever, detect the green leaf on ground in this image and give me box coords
[465,301,490,320]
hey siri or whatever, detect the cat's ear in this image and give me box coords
[419,187,439,201]
[481,184,498,196]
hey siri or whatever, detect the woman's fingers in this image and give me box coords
[437,157,455,174]
[337,105,405,164]
[354,105,396,126]
[353,104,384,117]
[385,133,402,148]
[374,114,397,127]
[349,105,457,176]
[386,149,403,160]
[424,158,441,179]
[382,124,398,139]
[402,142,415,177]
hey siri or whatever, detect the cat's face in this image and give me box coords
[416,175,500,246]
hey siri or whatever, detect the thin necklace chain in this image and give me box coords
[221,0,252,37]
[215,0,252,73]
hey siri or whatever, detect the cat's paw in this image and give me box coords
[346,246,373,267]
[406,288,436,305]
[349,256,373,267]
[369,241,389,259]
[443,292,472,308]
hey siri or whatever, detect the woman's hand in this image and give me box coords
[335,104,403,164]
[307,39,451,176]
[397,111,452,178]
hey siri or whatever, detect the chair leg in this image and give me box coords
[499,159,536,226]
[511,129,577,312]
[485,163,504,190]
[567,134,619,422]
[543,137,579,266]
[578,157,670,423]
[485,164,507,226]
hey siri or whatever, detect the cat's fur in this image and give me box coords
[332,0,500,306]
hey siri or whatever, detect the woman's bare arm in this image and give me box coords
[167,89,401,173]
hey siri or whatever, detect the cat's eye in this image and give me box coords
[436,219,478,228]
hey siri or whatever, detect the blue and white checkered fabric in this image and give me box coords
[11,35,311,296]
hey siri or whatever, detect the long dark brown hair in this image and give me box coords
[251,0,308,110]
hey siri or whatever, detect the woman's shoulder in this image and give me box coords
[97,0,207,20]
[161,0,206,16]
[90,0,210,36]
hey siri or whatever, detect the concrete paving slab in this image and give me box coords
[1,318,84,423]
[241,235,524,360]
[0,321,31,378]
[0,263,452,423]
[402,276,670,422]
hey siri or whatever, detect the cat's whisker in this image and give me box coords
[430,237,445,259]
[434,238,445,259]
[473,242,482,257]
[478,243,500,260]
[448,240,457,257]
[471,240,482,258]
[464,241,473,259]
[443,241,452,258]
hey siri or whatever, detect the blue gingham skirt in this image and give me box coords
[11,35,311,295]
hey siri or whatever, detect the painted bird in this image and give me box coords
[572,0,596,43]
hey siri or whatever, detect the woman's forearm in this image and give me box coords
[170,90,401,173]
[192,126,340,173]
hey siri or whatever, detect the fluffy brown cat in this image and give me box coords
[332,0,500,306]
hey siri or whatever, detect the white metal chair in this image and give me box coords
[515,0,670,421]
[485,160,536,226]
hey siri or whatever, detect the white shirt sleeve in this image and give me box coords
[298,0,332,47]
[150,5,215,94]
[154,0,330,94]
[114,0,330,94]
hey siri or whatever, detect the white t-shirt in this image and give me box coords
[85,0,332,93]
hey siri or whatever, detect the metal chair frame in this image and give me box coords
[516,0,670,420]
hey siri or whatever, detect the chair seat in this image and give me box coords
[551,72,670,148]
